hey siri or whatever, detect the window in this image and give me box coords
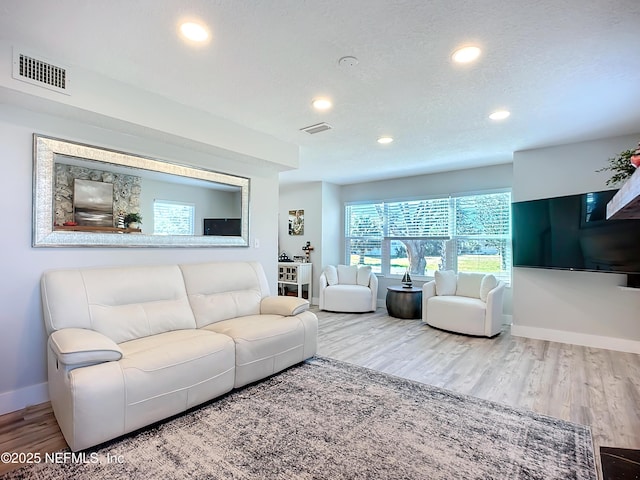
[153,200,195,235]
[345,191,512,283]
[451,193,512,283]
[345,203,384,273]
[386,198,450,277]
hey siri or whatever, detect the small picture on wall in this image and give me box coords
[73,179,114,227]
[289,209,304,235]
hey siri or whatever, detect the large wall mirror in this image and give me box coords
[33,134,250,247]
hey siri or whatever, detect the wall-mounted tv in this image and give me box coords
[512,189,640,274]
[203,218,241,236]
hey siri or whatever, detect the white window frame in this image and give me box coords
[344,190,512,284]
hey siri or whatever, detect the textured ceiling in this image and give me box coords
[1,0,639,185]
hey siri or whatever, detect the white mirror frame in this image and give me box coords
[33,134,250,247]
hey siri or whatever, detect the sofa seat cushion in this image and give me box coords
[203,314,307,388]
[323,285,373,312]
[118,329,235,431]
[426,296,486,336]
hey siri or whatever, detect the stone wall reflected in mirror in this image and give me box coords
[33,134,250,247]
[54,162,141,228]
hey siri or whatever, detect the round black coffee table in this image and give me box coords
[386,285,422,319]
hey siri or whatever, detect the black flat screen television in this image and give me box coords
[203,218,241,236]
[512,189,640,274]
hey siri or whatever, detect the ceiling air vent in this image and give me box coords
[12,48,70,95]
[300,122,332,135]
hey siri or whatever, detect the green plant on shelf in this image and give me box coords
[123,213,142,227]
[596,147,637,187]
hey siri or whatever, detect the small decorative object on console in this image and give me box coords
[302,241,314,263]
[278,252,293,262]
[401,269,413,288]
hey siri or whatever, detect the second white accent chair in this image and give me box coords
[422,270,505,337]
[319,264,378,313]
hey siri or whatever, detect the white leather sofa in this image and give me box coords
[41,261,317,451]
[318,264,378,312]
[421,270,505,337]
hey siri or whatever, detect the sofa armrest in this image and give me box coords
[422,280,436,299]
[484,281,506,336]
[421,281,437,323]
[260,296,309,316]
[368,273,379,311]
[49,328,123,366]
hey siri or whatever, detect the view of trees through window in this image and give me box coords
[345,191,512,283]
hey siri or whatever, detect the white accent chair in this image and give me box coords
[319,265,378,313]
[422,270,505,337]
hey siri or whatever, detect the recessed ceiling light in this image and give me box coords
[377,136,394,144]
[179,22,209,42]
[451,46,481,63]
[312,98,332,111]
[489,110,511,120]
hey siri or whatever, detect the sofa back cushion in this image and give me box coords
[180,261,269,328]
[41,265,196,344]
[356,266,372,286]
[434,270,457,296]
[324,265,339,286]
[455,272,485,299]
[337,265,358,285]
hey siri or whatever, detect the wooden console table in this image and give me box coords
[54,225,142,233]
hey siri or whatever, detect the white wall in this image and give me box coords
[0,105,281,414]
[141,178,239,235]
[512,133,640,353]
[320,182,342,272]
[0,40,299,171]
[278,181,343,302]
[278,182,323,300]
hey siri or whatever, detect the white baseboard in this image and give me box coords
[511,324,640,354]
[0,382,49,415]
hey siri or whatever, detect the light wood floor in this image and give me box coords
[2,308,639,478]
[317,308,640,480]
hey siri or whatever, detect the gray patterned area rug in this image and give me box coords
[4,356,596,480]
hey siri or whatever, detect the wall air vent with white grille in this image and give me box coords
[12,48,71,95]
[300,122,332,135]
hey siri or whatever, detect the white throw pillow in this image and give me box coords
[337,264,358,285]
[480,274,498,302]
[324,265,338,286]
[434,270,456,296]
[456,272,484,299]
[357,265,372,286]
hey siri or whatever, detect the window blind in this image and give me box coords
[386,198,450,238]
[153,200,195,235]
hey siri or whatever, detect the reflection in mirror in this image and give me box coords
[33,135,249,247]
